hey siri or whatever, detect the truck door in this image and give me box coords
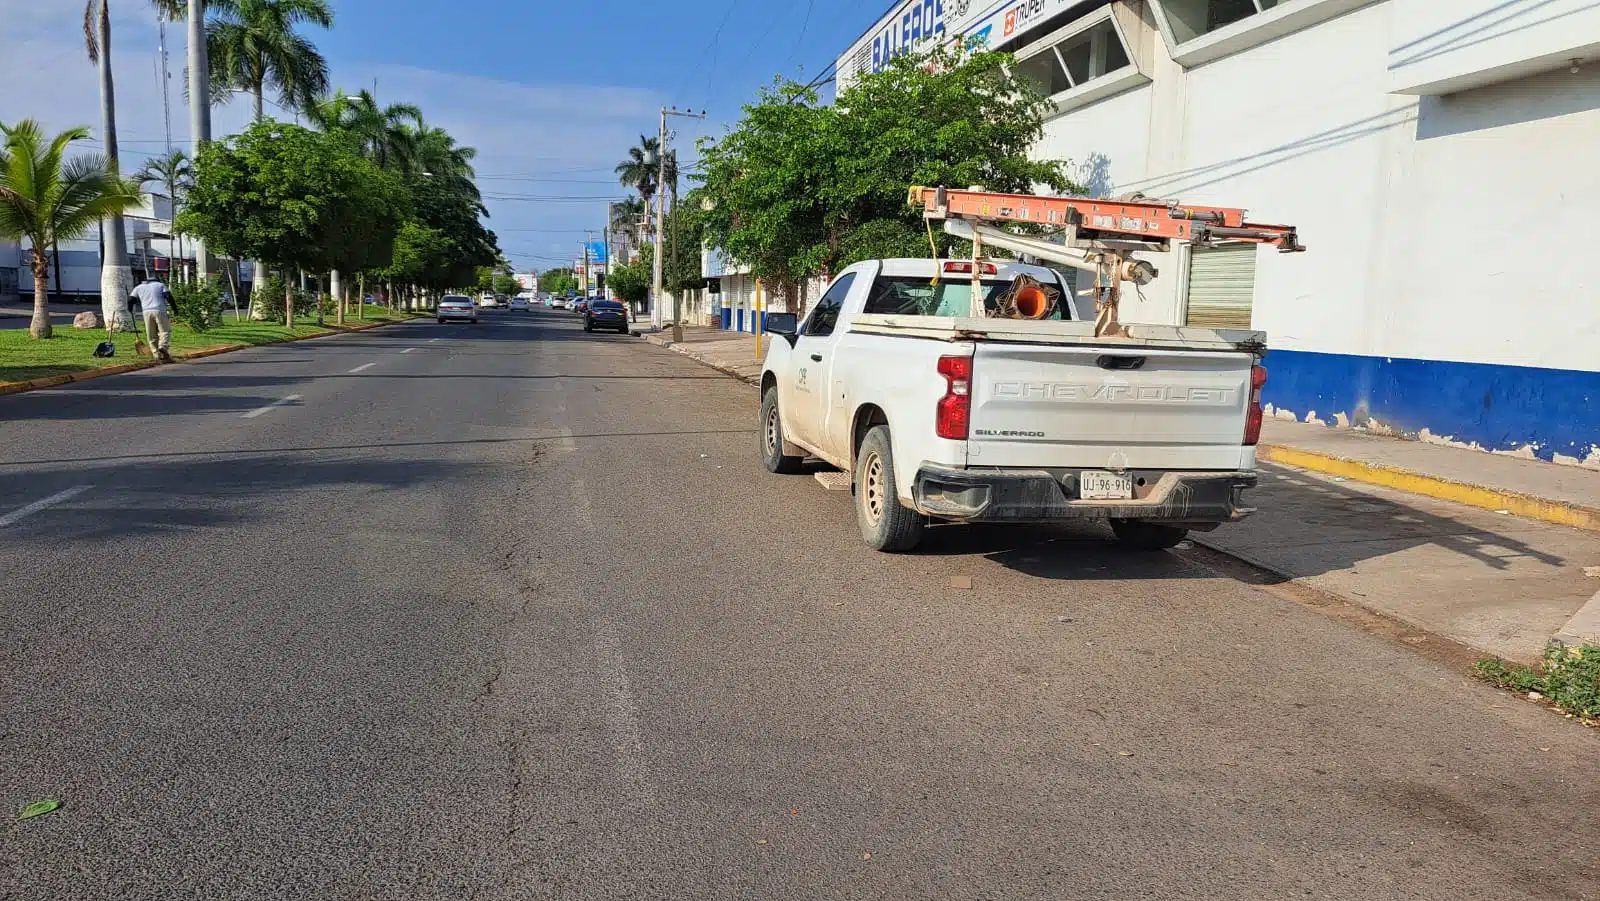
[785,272,857,452]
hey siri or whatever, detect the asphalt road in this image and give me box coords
[2,309,1596,900]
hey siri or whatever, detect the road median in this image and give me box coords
[0,310,419,397]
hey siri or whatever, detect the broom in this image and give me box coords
[130,309,152,358]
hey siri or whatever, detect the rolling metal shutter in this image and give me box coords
[1184,243,1258,329]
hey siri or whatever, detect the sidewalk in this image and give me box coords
[642,325,1600,662]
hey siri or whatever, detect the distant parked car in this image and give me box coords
[584,300,629,333]
[438,294,478,324]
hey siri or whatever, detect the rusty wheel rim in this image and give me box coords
[864,452,885,524]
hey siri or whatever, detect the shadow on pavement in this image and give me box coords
[0,429,760,468]
[891,464,1567,584]
[0,452,491,545]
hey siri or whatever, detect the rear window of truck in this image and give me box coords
[863,276,1070,319]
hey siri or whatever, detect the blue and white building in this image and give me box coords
[836,0,1600,466]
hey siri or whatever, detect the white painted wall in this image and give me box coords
[1389,0,1600,95]
[1025,0,1600,372]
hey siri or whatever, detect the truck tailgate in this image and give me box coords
[968,344,1254,470]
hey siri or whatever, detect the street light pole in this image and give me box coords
[650,106,706,340]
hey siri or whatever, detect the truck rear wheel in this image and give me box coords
[761,388,804,474]
[856,425,924,552]
[1109,519,1188,550]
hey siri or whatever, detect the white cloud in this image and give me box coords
[0,3,667,273]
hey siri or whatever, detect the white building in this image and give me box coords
[0,193,226,305]
[835,0,1600,465]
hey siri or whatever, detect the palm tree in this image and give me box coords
[133,149,192,277]
[207,0,333,121]
[206,0,330,314]
[0,122,142,338]
[317,90,423,170]
[84,0,139,330]
[151,0,218,280]
[615,135,661,210]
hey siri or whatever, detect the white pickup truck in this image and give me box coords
[759,257,1267,552]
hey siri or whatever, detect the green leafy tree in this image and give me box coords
[179,120,406,326]
[0,121,141,338]
[697,43,1077,313]
[540,267,577,296]
[606,244,652,306]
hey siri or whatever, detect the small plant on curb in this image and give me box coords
[1475,642,1600,723]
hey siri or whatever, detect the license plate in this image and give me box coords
[1080,470,1133,500]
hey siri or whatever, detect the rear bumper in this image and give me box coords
[912,465,1256,525]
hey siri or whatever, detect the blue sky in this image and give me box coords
[0,0,877,274]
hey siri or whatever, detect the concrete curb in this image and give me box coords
[1258,444,1600,534]
[0,317,411,398]
[641,333,761,387]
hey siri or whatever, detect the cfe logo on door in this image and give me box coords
[797,367,810,392]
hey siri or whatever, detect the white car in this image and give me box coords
[759,258,1265,552]
[510,296,531,312]
[478,294,498,308]
[437,294,478,324]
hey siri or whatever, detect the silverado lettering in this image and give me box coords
[975,429,1046,438]
[991,381,1238,405]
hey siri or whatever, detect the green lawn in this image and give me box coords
[0,305,419,386]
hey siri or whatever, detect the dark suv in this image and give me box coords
[584,300,630,333]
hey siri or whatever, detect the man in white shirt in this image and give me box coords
[130,275,174,362]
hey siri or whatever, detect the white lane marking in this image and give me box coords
[571,477,594,530]
[552,425,577,453]
[240,394,303,419]
[0,485,93,528]
[348,362,377,373]
[400,347,416,354]
[594,619,658,808]
[428,337,441,343]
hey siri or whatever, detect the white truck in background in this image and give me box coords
[758,257,1267,551]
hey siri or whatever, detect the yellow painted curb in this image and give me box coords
[1259,444,1600,533]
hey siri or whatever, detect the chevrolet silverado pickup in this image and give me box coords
[759,258,1266,552]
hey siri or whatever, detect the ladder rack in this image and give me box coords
[909,185,1305,337]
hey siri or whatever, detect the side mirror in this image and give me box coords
[765,312,798,337]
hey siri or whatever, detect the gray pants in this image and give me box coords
[142,309,172,353]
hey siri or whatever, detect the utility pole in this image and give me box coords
[158,14,172,153]
[582,242,590,297]
[650,106,706,338]
[604,203,614,304]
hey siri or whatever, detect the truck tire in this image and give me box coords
[761,388,804,474]
[855,425,924,552]
[1109,519,1188,550]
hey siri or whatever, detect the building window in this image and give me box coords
[1011,17,1133,101]
[1160,0,1281,44]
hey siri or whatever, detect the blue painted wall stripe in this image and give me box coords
[1265,348,1600,462]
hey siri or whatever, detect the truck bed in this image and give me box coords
[850,314,1266,354]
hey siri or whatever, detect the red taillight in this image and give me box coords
[936,355,973,440]
[942,261,998,275]
[1244,364,1267,446]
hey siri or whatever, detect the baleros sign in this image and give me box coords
[835,0,1083,87]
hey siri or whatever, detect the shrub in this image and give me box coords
[168,279,224,332]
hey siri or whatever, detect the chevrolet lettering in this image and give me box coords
[992,381,1238,405]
